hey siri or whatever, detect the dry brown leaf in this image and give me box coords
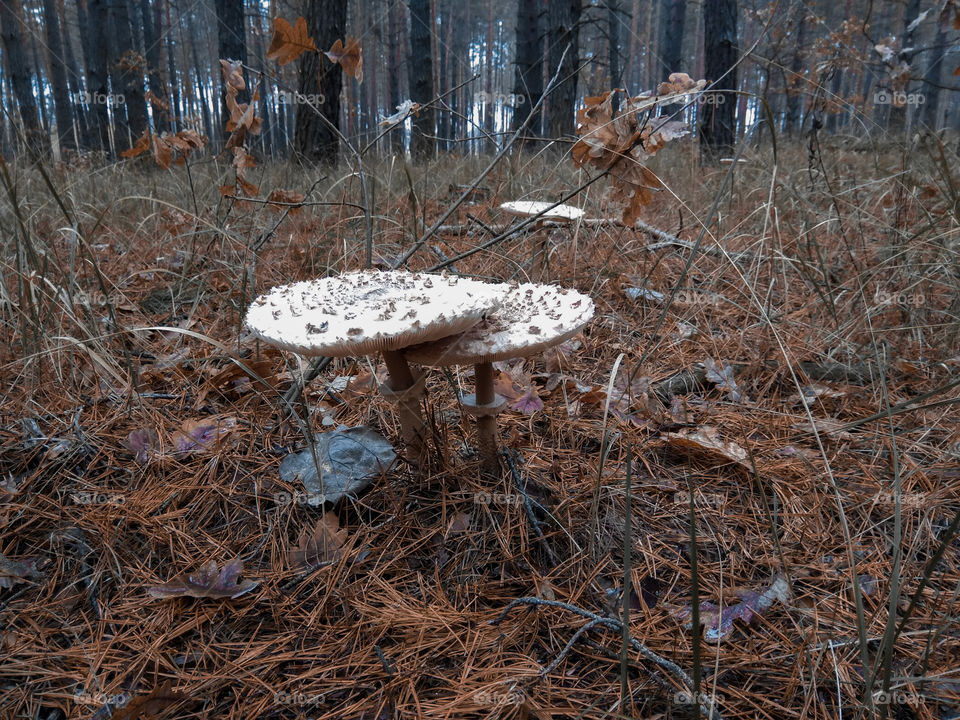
[109,680,188,720]
[325,36,363,82]
[288,512,348,570]
[121,129,151,159]
[267,17,317,66]
[660,426,750,470]
[148,559,258,600]
[266,189,305,214]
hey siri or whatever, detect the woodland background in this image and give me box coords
[0,0,957,165]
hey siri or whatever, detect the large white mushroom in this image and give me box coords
[499,201,585,281]
[245,270,506,460]
[405,282,594,474]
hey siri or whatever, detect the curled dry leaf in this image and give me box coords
[266,189,305,214]
[325,36,363,82]
[379,100,420,128]
[148,559,257,599]
[288,512,348,571]
[572,80,702,225]
[704,357,747,403]
[171,417,237,454]
[266,17,317,66]
[659,426,750,470]
[672,575,789,641]
[494,367,543,414]
[107,680,188,720]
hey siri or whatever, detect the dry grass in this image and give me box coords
[1,132,959,720]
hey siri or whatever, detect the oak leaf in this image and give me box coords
[267,17,317,66]
[325,36,363,82]
[148,559,258,599]
[288,512,348,570]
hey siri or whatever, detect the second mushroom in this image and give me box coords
[405,282,594,474]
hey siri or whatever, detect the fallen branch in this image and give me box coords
[490,596,723,720]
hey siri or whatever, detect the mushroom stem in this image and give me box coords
[382,349,428,458]
[474,361,500,474]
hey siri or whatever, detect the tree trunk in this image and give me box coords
[83,0,113,151]
[785,3,805,136]
[408,0,435,160]
[109,0,148,145]
[546,0,582,140]
[699,0,737,162]
[386,0,403,153]
[921,19,946,129]
[42,0,76,150]
[215,0,249,148]
[164,0,181,130]
[608,0,621,102]
[139,0,170,132]
[0,0,48,154]
[512,0,542,136]
[294,0,346,165]
[659,0,686,81]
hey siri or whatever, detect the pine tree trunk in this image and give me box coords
[139,0,169,132]
[659,0,686,81]
[293,0,346,165]
[0,0,48,154]
[215,0,249,148]
[921,19,946,129]
[699,0,737,162]
[42,0,76,150]
[546,0,582,140]
[408,0,435,160]
[110,0,149,146]
[164,0,181,130]
[512,0,542,136]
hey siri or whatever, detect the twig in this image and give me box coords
[490,596,723,720]
[502,449,557,567]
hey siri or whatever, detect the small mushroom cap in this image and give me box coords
[499,201,585,222]
[404,283,594,366]
[245,270,505,357]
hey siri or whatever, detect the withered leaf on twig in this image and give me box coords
[266,17,317,65]
[148,559,258,600]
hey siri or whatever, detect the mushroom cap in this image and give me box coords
[245,270,506,357]
[499,201,585,222]
[404,283,594,366]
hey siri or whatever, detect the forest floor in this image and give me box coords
[1,134,959,720]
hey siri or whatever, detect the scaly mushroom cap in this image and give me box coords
[500,201,586,222]
[245,270,506,356]
[404,283,594,366]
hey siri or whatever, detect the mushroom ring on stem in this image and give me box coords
[405,282,595,474]
[245,270,506,458]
